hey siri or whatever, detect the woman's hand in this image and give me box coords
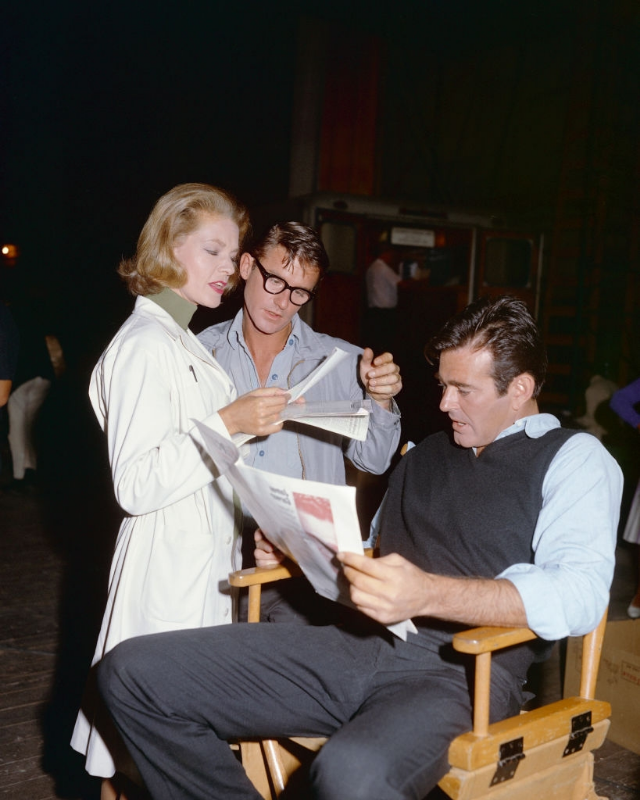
[219,387,289,436]
[254,528,286,568]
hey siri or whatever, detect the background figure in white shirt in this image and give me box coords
[364,245,401,353]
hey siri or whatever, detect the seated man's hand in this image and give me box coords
[337,551,528,628]
[359,348,402,410]
[254,528,286,568]
[337,551,428,625]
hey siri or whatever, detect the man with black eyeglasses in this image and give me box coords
[198,221,402,623]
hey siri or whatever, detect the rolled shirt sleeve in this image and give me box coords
[498,431,622,639]
[345,392,401,475]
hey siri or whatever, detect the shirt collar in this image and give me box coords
[231,308,301,349]
[493,413,561,443]
[146,287,196,331]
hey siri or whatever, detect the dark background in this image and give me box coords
[3,0,638,373]
[2,0,303,365]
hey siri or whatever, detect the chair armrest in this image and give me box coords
[228,560,303,588]
[228,547,374,589]
[452,626,538,738]
[452,625,538,655]
[228,547,374,623]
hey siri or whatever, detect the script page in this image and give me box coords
[232,348,367,446]
[286,347,350,401]
[280,401,371,441]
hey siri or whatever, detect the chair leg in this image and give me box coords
[262,739,288,797]
[101,778,122,800]
[101,775,140,800]
[239,741,275,800]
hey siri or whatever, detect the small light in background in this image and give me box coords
[1,243,20,266]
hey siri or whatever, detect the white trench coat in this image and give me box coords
[71,297,241,777]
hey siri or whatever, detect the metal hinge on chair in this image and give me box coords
[490,736,526,785]
[562,711,594,757]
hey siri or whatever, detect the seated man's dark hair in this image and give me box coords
[425,295,548,398]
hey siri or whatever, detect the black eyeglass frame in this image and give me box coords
[250,254,317,306]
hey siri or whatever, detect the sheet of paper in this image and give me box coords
[232,355,371,447]
[280,399,371,418]
[280,400,370,441]
[286,347,350,402]
[285,412,369,441]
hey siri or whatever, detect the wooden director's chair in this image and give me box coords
[229,559,611,800]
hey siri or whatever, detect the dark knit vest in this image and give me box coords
[380,425,578,679]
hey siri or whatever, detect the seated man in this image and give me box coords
[97,295,622,800]
[198,221,402,622]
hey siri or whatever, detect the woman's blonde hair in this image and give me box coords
[119,183,251,296]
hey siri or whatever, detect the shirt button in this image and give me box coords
[271,373,278,381]
[288,339,293,346]
[225,536,231,545]
[259,450,265,457]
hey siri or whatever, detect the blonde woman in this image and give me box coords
[71,184,288,797]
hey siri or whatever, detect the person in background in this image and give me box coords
[576,373,619,441]
[610,376,640,617]
[6,299,56,488]
[364,243,401,354]
[198,221,402,623]
[0,300,19,481]
[0,301,19,408]
[70,183,289,799]
[97,295,621,800]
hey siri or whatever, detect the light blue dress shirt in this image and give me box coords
[369,414,622,641]
[492,414,622,639]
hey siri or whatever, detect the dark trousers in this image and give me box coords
[98,621,524,800]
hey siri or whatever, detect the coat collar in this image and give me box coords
[133,296,227,371]
[145,287,196,330]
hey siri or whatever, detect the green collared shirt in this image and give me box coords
[146,287,196,331]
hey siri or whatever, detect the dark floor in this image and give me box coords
[1,414,640,798]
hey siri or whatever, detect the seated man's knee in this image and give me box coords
[310,737,394,800]
[97,637,149,712]
[310,724,451,800]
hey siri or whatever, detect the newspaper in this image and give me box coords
[233,348,370,446]
[194,420,416,641]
